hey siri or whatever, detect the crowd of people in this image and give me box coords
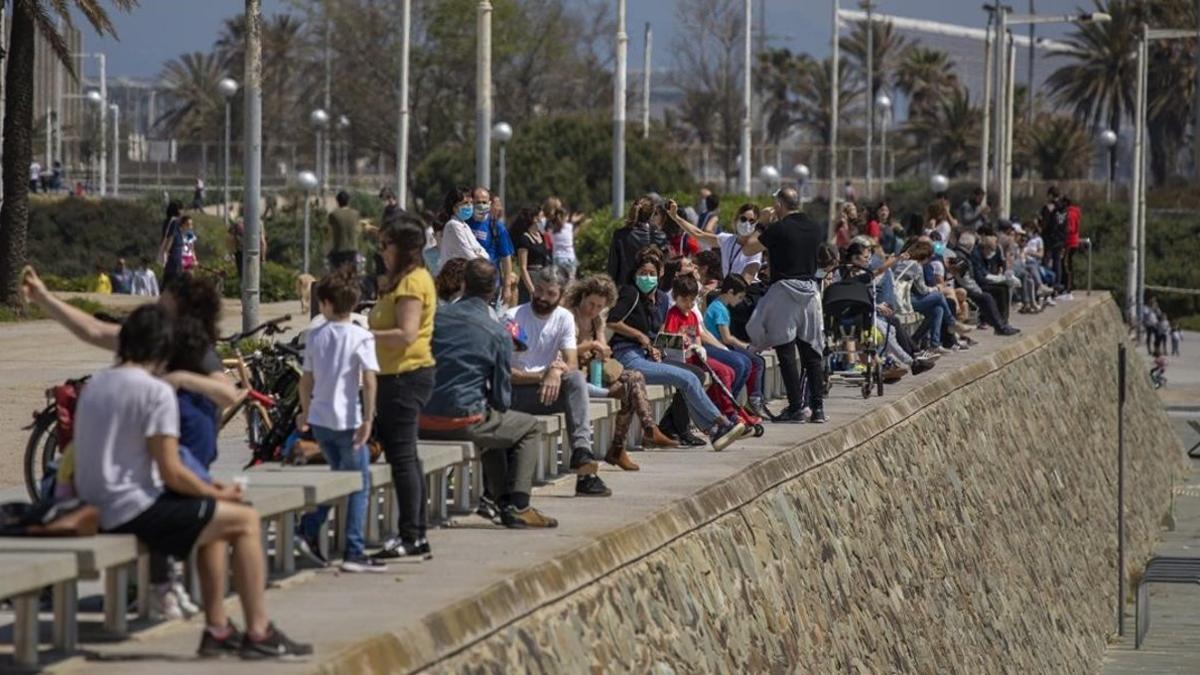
[16,173,1089,661]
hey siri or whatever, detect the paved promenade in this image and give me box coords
[18,298,1102,673]
[1101,332,1200,674]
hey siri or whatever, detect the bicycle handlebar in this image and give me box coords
[220,314,293,345]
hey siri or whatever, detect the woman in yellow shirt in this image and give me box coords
[368,213,438,561]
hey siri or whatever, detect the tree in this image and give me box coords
[840,17,909,104]
[1027,114,1094,180]
[157,52,226,141]
[754,48,812,154]
[794,57,858,175]
[903,86,980,178]
[894,46,958,121]
[0,0,136,306]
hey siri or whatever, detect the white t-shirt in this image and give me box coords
[507,304,576,373]
[716,232,762,277]
[1024,235,1044,261]
[303,320,380,431]
[550,222,575,261]
[934,220,952,243]
[74,367,180,530]
[30,162,41,180]
[440,218,489,263]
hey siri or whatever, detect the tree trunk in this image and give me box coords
[0,4,36,306]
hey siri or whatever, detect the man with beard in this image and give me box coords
[506,266,612,498]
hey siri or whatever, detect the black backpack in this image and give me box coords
[729,281,767,343]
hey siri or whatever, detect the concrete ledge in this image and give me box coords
[319,296,1186,674]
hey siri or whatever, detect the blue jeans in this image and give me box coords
[615,346,722,431]
[298,426,370,560]
[728,345,766,398]
[911,292,953,347]
[708,346,750,399]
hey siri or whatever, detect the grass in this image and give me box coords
[0,297,113,323]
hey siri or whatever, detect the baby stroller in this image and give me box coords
[822,265,887,399]
[692,349,766,437]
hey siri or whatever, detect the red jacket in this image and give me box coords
[1065,205,1082,249]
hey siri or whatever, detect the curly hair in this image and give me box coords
[434,257,468,302]
[634,245,664,272]
[163,275,222,343]
[563,274,618,310]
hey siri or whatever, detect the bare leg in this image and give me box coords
[196,502,269,635]
[197,541,228,629]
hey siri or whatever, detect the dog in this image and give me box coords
[296,273,316,315]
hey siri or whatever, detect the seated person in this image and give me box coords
[73,305,310,659]
[705,274,771,419]
[506,266,611,498]
[953,232,1020,336]
[420,259,558,528]
[663,275,744,426]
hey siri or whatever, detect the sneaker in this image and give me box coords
[371,538,432,561]
[295,534,329,568]
[995,325,1021,337]
[239,623,313,660]
[774,406,807,423]
[1063,293,1074,300]
[677,431,708,447]
[150,583,184,621]
[932,345,951,355]
[414,539,432,557]
[172,581,200,617]
[340,556,389,573]
[916,350,941,361]
[808,408,828,424]
[1045,297,1057,306]
[476,495,502,524]
[575,474,612,497]
[911,359,936,376]
[747,398,776,421]
[501,505,559,529]
[710,422,746,452]
[198,622,243,658]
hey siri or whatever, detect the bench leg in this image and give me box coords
[383,487,397,540]
[333,498,349,560]
[1188,438,1200,458]
[13,592,39,667]
[454,462,471,512]
[52,580,78,652]
[104,564,129,635]
[471,459,483,507]
[365,488,380,544]
[1136,580,1149,649]
[436,469,449,521]
[136,554,151,619]
[278,512,296,575]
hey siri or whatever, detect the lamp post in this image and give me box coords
[829,0,841,230]
[930,174,949,194]
[109,103,120,196]
[793,163,811,204]
[397,0,412,206]
[218,77,239,223]
[476,1,494,189]
[337,114,350,183]
[739,0,752,195]
[85,90,104,192]
[863,0,875,198]
[297,170,319,274]
[1099,129,1117,204]
[876,92,892,190]
[759,164,780,193]
[492,121,512,208]
[988,8,1111,219]
[613,0,627,217]
[310,108,329,196]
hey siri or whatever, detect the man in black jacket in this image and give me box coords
[607,196,669,286]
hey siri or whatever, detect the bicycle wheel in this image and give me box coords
[24,413,58,502]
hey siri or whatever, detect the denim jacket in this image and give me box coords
[424,297,513,418]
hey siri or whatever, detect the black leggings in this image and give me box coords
[775,338,823,411]
[376,367,435,543]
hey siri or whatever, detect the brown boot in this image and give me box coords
[605,447,640,471]
[644,425,679,448]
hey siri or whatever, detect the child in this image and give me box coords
[181,216,199,272]
[132,257,160,296]
[705,274,770,419]
[1150,348,1167,385]
[1171,322,1182,357]
[88,262,112,294]
[663,275,740,425]
[297,270,384,573]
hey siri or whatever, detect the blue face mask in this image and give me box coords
[933,242,946,256]
[473,202,491,219]
[456,205,474,222]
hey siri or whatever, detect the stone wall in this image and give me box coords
[323,298,1185,674]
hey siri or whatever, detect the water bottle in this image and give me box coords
[589,359,604,388]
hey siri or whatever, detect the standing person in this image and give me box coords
[739,187,827,423]
[438,187,489,265]
[297,270,384,573]
[228,216,268,283]
[180,216,199,273]
[159,214,186,286]
[192,178,206,211]
[88,262,113,294]
[698,192,720,237]
[545,197,586,280]
[666,201,763,283]
[510,208,551,305]
[72,304,311,659]
[866,201,894,243]
[607,196,669,286]
[132,257,160,296]
[1170,322,1182,356]
[379,187,400,221]
[957,187,990,232]
[328,190,363,273]
[420,259,559,528]
[465,186,516,306]
[162,200,183,240]
[369,214,439,561]
[111,258,133,295]
[1063,195,1081,299]
[29,160,42,193]
[1040,187,1067,296]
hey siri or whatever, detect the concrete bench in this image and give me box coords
[1187,420,1199,458]
[581,399,619,471]
[760,351,780,399]
[0,552,78,668]
[416,440,480,514]
[0,534,143,636]
[418,443,463,522]
[241,485,307,575]
[1136,556,1200,648]
[237,467,363,565]
[532,414,564,483]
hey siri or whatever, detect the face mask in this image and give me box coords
[635,275,659,294]
[456,205,474,221]
[537,217,548,230]
[531,298,556,315]
[932,242,945,256]
[473,203,491,219]
[736,220,756,237]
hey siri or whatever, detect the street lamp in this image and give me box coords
[1099,128,1117,204]
[930,174,949,194]
[337,114,350,182]
[85,90,105,194]
[989,8,1111,219]
[876,92,892,189]
[759,164,780,193]
[297,170,319,274]
[109,103,120,196]
[793,163,811,204]
[217,77,239,223]
[492,121,513,208]
[310,108,330,195]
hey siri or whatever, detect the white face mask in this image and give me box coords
[736,220,756,237]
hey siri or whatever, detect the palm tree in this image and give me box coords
[794,57,859,176]
[157,52,226,141]
[1027,114,1094,180]
[0,0,137,305]
[754,49,813,152]
[840,17,909,103]
[904,87,980,178]
[894,46,959,121]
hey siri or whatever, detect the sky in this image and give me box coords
[73,0,1087,81]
